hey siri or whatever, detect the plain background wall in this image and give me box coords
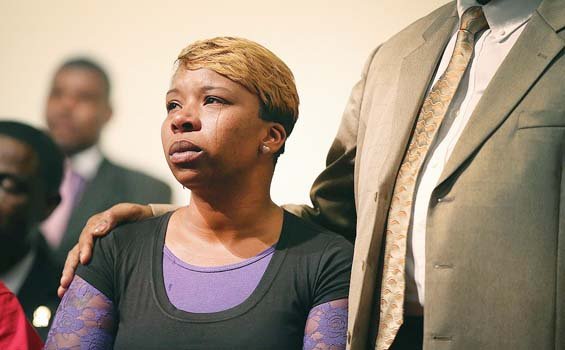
[0,0,450,205]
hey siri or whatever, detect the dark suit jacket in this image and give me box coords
[18,235,61,341]
[54,158,172,266]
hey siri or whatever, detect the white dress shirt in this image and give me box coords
[404,0,543,308]
[69,144,104,181]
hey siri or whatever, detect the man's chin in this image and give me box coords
[57,141,92,156]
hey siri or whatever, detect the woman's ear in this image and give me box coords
[260,123,287,156]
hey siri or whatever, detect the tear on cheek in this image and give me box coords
[213,106,223,148]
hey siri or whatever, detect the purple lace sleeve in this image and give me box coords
[44,275,116,349]
[303,298,348,350]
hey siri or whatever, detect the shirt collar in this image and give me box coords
[68,144,103,181]
[0,250,35,295]
[457,0,542,41]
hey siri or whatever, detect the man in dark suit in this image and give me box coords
[0,121,65,340]
[41,58,172,266]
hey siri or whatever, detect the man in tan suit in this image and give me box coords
[59,0,564,349]
[298,0,563,348]
[304,0,563,348]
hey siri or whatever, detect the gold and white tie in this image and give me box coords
[375,7,489,350]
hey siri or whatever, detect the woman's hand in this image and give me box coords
[57,203,154,298]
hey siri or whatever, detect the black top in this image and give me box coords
[77,210,353,350]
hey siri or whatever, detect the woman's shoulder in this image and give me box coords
[282,210,353,255]
[281,211,353,307]
[98,212,171,250]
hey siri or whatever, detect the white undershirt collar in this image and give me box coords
[68,144,103,181]
[457,0,542,41]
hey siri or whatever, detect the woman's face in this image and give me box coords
[162,68,267,189]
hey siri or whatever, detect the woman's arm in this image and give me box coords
[45,276,116,349]
[303,298,348,350]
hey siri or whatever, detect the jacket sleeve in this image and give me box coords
[0,284,43,350]
[285,48,379,243]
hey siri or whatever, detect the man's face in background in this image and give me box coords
[0,136,42,250]
[46,67,112,156]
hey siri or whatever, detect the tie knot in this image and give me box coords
[459,6,489,35]
[64,162,84,184]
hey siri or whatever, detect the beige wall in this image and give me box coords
[0,0,450,205]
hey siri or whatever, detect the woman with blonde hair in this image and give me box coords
[45,37,352,349]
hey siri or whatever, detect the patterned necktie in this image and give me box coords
[41,162,87,248]
[375,7,488,349]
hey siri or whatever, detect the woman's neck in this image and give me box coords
[181,168,283,242]
[187,192,279,235]
[166,182,283,265]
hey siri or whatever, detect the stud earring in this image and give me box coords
[260,145,271,154]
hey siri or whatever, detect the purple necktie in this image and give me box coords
[41,162,86,248]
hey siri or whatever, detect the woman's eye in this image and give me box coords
[166,102,180,112]
[204,96,225,105]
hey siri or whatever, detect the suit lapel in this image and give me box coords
[56,159,121,258]
[384,12,458,184]
[354,14,456,267]
[349,5,459,345]
[437,5,565,187]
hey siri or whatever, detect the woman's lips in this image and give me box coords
[168,140,203,164]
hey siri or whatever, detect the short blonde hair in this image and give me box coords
[177,37,299,157]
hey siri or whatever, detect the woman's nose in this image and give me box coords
[170,110,201,134]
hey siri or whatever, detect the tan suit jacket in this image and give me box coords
[288,0,565,348]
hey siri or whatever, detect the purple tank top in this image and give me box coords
[163,244,276,313]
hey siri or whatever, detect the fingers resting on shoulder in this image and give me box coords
[58,203,154,298]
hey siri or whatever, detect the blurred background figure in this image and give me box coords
[41,58,172,265]
[0,120,64,340]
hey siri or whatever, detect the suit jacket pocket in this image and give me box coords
[517,110,565,129]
